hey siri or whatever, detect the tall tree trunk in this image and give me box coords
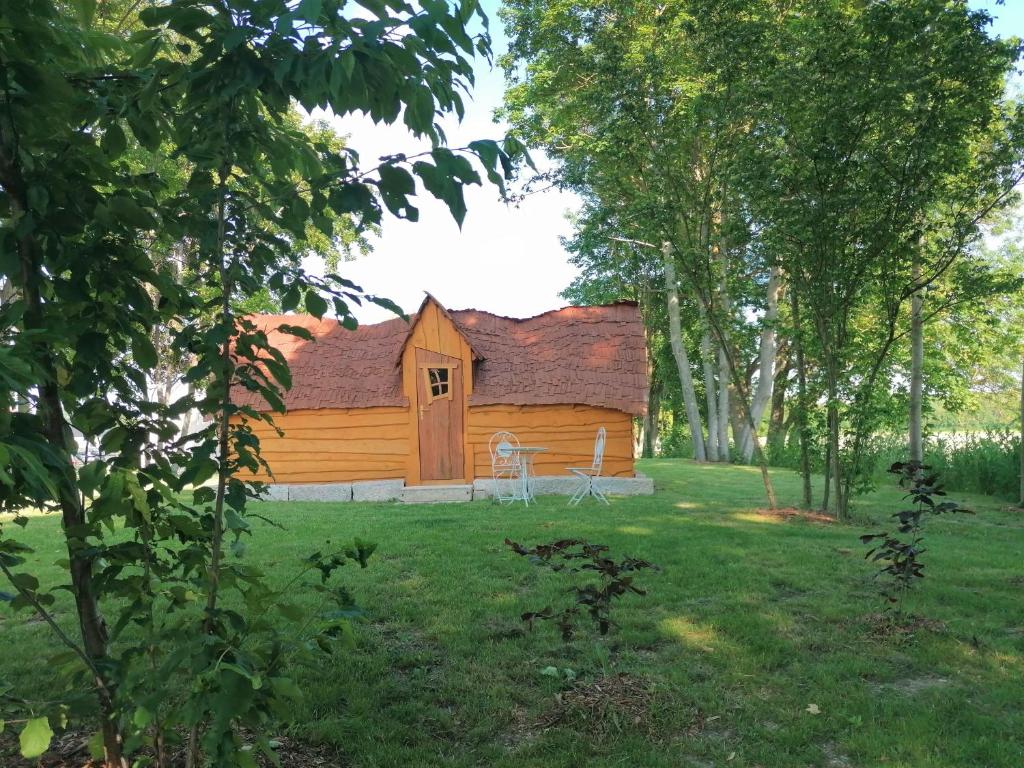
[699,314,720,461]
[790,290,813,509]
[642,372,662,459]
[663,243,707,462]
[179,382,197,440]
[826,381,845,518]
[766,340,791,462]
[909,255,924,464]
[186,163,233,768]
[738,267,782,461]
[716,345,730,460]
[820,440,832,513]
[698,296,779,508]
[3,137,126,766]
[714,247,731,462]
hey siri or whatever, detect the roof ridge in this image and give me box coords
[449,300,639,325]
[246,300,639,330]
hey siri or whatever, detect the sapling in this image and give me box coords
[505,538,657,640]
[860,461,972,618]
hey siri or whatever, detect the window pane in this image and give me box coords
[428,367,450,398]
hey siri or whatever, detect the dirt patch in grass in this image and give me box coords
[0,730,345,767]
[482,617,527,642]
[822,741,853,767]
[502,674,659,750]
[865,612,947,640]
[538,673,656,739]
[871,675,952,696]
[754,507,836,524]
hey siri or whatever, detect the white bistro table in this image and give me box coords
[513,446,548,505]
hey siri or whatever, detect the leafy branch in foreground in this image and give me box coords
[505,538,657,640]
[860,461,973,618]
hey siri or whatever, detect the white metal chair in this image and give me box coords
[568,427,608,505]
[489,431,523,504]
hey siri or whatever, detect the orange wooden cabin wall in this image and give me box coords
[467,404,635,479]
[242,406,409,484]
[240,402,634,484]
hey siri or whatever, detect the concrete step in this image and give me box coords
[400,484,474,504]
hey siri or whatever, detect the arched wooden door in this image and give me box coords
[415,348,464,481]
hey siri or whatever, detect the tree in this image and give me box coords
[0,1,523,765]
[501,0,781,506]
[742,0,1023,517]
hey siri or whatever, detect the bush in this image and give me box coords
[658,422,694,459]
[856,430,1021,502]
[924,431,1021,501]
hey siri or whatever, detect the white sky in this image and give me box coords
[306,0,581,323]
[306,0,1020,325]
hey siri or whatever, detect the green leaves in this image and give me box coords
[71,0,96,26]
[19,717,52,760]
[131,333,158,369]
[377,164,418,221]
[101,124,127,158]
[411,148,481,228]
[106,195,157,230]
[304,291,329,318]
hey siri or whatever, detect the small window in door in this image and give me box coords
[426,366,452,402]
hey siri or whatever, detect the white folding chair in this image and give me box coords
[489,431,522,504]
[568,427,608,505]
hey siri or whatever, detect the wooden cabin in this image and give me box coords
[234,295,651,500]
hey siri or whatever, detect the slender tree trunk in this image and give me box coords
[827,393,845,519]
[699,318,720,461]
[1019,355,1023,508]
[716,344,730,461]
[642,373,662,459]
[186,164,233,768]
[729,393,745,452]
[663,243,707,461]
[821,440,832,513]
[790,290,813,509]
[179,382,197,439]
[714,248,731,462]
[3,141,126,766]
[909,255,924,464]
[766,341,791,462]
[699,304,779,508]
[738,267,782,461]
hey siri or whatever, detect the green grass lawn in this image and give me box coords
[3,460,1024,767]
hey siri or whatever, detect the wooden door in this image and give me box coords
[415,348,464,482]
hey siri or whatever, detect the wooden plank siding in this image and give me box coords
[467,404,635,478]
[238,406,409,484]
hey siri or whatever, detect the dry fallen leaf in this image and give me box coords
[806,703,821,715]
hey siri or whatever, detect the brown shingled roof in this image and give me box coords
[235,300,648,416]
[234,314,409,411]
[450,303,648,415]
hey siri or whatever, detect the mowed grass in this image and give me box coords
[3,460,1024,767]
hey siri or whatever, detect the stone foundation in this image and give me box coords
[255,473,654,503]
[473,473,655,500]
